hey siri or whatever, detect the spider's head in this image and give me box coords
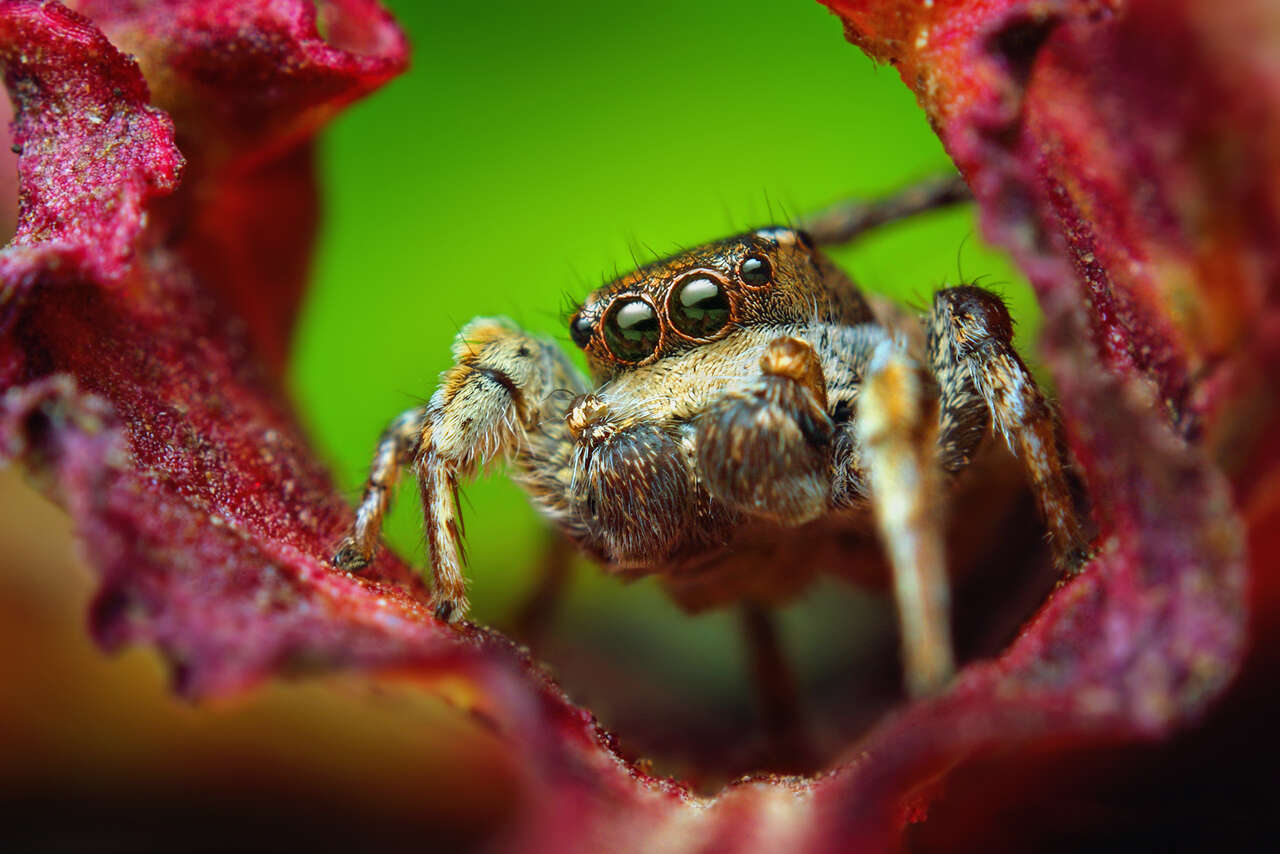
[568,227,867,379]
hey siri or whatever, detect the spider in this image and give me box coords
[332,177,1090,697]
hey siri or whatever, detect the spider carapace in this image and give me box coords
[333,205,1089,695]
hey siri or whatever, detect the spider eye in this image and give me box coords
[670,276,730,338]
[603,298,661,362]
[740,254,772,287]
[569,314,594,349]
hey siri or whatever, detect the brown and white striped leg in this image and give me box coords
[332,406,427,571]
[857,339,954,696]
[927,287,1089,570]
[334,317,585,622]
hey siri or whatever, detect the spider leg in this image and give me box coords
[740,602,812,767]
[333,317,584,622]
[927,286,1090,569]
[800,174,971,249]
[857,340,954,696]
[508,529,575,646]
[333,406,428,571]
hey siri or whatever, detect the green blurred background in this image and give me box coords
[293,0,1036,747]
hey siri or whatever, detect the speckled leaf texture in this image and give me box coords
[0,0,1273,850]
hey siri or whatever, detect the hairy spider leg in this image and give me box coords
[334,317,587,621]
[333,406,427,573]
[509,529,575,645]
[926,287,1089,569]
[857,339,953,696]
[740,601,813,769]
[856,287,1092,695]
[801,173,972,249]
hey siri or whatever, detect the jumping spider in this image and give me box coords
[333,178,1089,696]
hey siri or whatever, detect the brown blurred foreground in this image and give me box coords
[0,469,515,851]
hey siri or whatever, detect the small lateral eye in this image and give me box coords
[740,254,772,287]
[603,298,661,362]
[670,276,730,338]
[569,314,594,348]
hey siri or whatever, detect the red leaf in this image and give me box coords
[814,0,1269,846]
[0,2,181,284]
[0,0,449,695]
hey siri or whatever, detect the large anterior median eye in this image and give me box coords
[603,298,661,362]
[670,275,730,338]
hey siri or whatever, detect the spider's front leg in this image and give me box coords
[333,318,584,622]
